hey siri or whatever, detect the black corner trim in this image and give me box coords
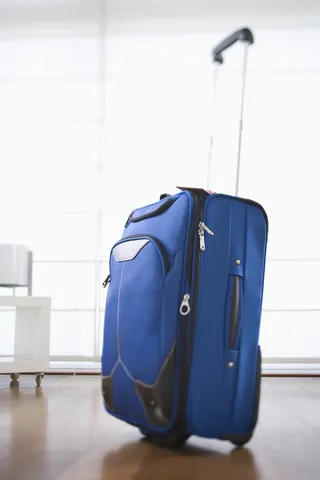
[102,376,114,411]
[102,274,110,288]
[135,343,176,427]
[135,382,170,427]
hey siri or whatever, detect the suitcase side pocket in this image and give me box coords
[102,234,180,430]
[226,275,243,351]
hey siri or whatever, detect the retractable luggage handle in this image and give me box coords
[206,27,254,196]
[212,28,254,65]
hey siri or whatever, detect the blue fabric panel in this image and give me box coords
[186,196,231,438]
[160,248,184,359]
[228,203,267,434]
[223,349,239,429]
[186,195,267,438]
[117,242,164,384]
[111,362,147,424]
[124,193,191,265]
[101,191,193,431]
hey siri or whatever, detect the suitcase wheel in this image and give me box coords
[220,347,262,448]
[231,435,252,448]
[35,373,44,386]
[140,429,190,448]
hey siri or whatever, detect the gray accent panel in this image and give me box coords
[113,239,149,262]
[135,342,176,427]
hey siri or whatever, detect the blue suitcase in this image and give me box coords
[101,28,268,447]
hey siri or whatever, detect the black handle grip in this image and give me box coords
[212,27,254,65]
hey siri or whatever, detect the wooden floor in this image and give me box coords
[0,376,319,480]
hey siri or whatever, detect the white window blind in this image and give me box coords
[0,1,319,372]
[0,0,103,362]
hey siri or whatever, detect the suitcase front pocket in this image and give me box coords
[102,234,177,429]
[226,275,243,351]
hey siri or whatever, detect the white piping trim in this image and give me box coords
[120,359,135,383]
[110,359,119,377]
[117,262,125,361]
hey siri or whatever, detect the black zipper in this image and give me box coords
[125,197,177,227]
[102,274,110,288]
[113,234,170,275]
[174,194,203,436]
[184,195,204,387]
[186,194,198,286]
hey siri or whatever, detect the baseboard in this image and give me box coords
[262,359,320,376]
[46,359,320,377]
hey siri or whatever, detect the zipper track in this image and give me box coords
[102,274,110,288]
[184,195,203,385]
[174,194,203,437]
[114,234,170,275]
[186,194,198,286]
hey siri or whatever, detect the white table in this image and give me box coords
[0,295,51,385]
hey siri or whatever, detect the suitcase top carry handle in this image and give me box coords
[212,27,254,65]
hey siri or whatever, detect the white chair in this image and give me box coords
[0,244,51,386]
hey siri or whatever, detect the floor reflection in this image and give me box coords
[102,438,261,480]
[0,379,49,480]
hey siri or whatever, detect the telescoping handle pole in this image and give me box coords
[206,27,254,196]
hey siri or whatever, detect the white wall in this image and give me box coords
[0,0,102,362]
[0,0,319,372]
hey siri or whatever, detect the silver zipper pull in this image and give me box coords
[198,222,214,251]
[200,222,214,236]
[180,294,191,316]
[199,229,205,251]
